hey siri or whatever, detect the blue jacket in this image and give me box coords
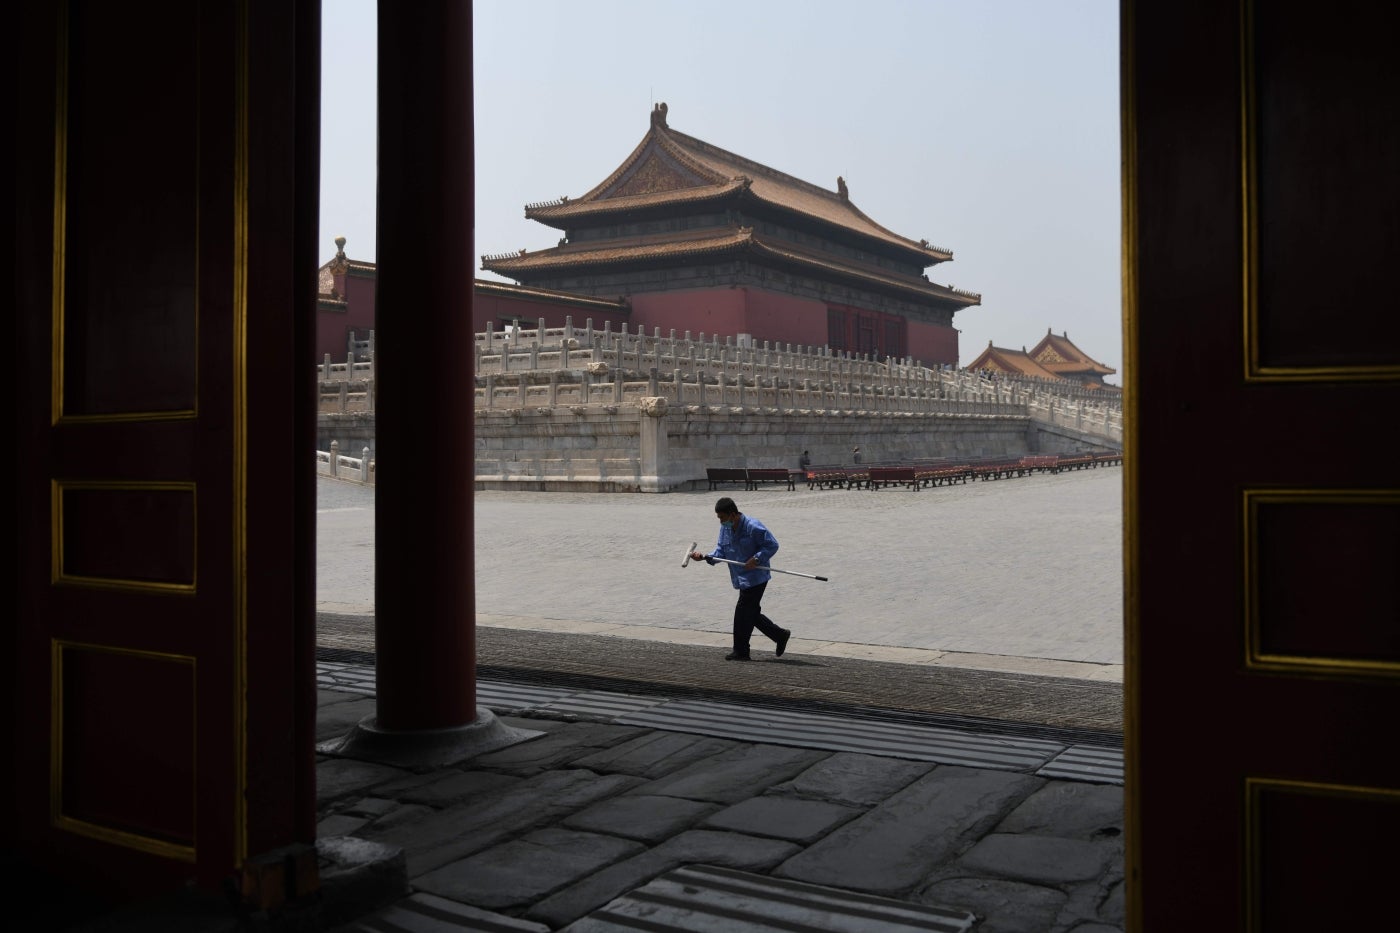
[707,513,779,589]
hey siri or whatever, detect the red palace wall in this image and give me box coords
[908,318,960,367]
[316,271,377,363]
[629,288,828,348]
[317,275,960,367]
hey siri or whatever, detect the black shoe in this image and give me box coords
[724,652,751,661]
[775,629,791,658]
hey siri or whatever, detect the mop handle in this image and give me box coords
[705,556,829,582]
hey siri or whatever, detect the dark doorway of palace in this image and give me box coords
[827,306,907,361]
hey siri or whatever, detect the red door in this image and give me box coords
[1126,0,1400,928]
[13,0,320,901]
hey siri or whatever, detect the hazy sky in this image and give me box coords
[320,0,1122,378]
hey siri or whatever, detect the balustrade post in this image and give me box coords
[529,344,539,369]
[537,317,545,341]
[564,315,574,340]
[323,353,332,382]
[329,439,340,477]
[485,374,495,409]
[339,381,349,413]
[361,448,371,483]
[613,369,623,403]
[648,368,659,396]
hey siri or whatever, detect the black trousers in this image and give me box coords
[733,583,784,655]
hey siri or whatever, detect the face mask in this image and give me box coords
[719,518,735,529]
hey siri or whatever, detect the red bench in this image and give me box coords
[745,468,796,491]
[706,467,748,490]
[868,466,919,490]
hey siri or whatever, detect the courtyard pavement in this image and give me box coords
[316,467,1125,681]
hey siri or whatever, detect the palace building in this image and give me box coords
[965,328,1119,390]
[479,103,980,366]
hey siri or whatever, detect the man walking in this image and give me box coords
[689,497,792,661]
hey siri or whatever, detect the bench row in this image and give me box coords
[807,452,1123,490]
[705,452,1123,493]
[705,467,800,491]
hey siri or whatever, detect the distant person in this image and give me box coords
[688,497,791,661]
[799,450,811,471]
[852,446,861,464]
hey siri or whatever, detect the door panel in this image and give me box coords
[1125,0,1400,928]
[14,0,319,901]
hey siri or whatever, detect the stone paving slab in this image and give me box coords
[390,769,522,807]
[523,830,802,929]
[774,766,1044,895]
[919,877,1069,933]
[624,743,831,804]
[361,768,645,877]
[315,694,377,743]
[414,827,647,910]
[568,730,743,778]
[466,722,651,775]
[957,833,1114,885]
[699,795,863,844]
[315,758,414,805]
[561,794,719,843]
[561,864,978,933]
[767,751,936,807]
[330,891,551,932]
[994,781,1125,839]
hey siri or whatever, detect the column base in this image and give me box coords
[317,709,541,769]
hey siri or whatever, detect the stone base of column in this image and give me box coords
[318,710,541,769]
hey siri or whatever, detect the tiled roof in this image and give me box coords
[1031,329,1116,376]
[966,344,1062,380]
[522,104,952,265]
[482,226,979,307]
[472,279,629,311]
[317,247,377,297]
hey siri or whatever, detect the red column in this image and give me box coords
[373,1,475,730]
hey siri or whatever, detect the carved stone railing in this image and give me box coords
[317,440,374,484]
[315,315,1122,439]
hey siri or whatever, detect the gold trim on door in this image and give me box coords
[50,0,202,425]
[1239,0,1400,383]
[50,640,197,862]
[1244,778,1400,932]
[1243,488,1400,678]
[51,480,198,594]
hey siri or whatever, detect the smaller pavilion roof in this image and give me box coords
[966,330,1118,389]
[965,343,1063,380]
[1028,329,1117,378]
